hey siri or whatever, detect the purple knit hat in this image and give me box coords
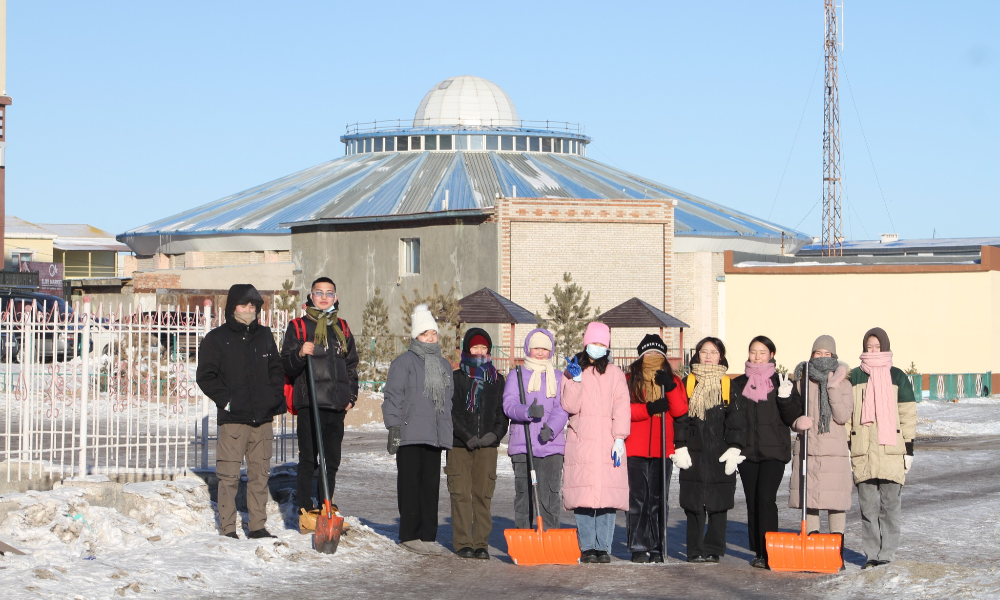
[582,322,611,347]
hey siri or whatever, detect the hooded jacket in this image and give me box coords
[503,328,569,457]
[451,328,509,449]
[196,284,286,426]
[280,305,359,412]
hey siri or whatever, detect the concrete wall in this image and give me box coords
[673,251,725,353]
[130,262,296,294]
[726,269,1000,377]
[291,220,500,341]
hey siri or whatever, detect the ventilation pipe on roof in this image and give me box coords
[443,190,449,211]
[513,185,517,199]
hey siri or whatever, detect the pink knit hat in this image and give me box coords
[582,322,611,347]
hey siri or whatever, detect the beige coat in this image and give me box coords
[848,366,918,485]
[786,365,854,511]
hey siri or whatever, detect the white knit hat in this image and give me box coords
[410,304,439,339]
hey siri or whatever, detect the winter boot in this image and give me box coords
[631,552,650,563]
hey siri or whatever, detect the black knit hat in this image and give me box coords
[636,334,667,357]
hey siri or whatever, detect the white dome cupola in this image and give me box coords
[413,76,519,127]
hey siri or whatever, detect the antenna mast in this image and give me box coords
[822,0,843,256]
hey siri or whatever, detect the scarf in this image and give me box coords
[688,363,728,420]
[639,353,666,403]
[408,339,448,414]
[305,305,347,354]
[743,361,775,402]
[522,355,558,398]
[794,356,840,434]
[459,353,497,412]
[860,351,898,446]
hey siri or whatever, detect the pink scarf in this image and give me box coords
[743,361,775,402]
[860,351,898,446]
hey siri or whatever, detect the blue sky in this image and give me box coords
[7,1,997,240]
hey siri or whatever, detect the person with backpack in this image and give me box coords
[847,327,917,569]
[624,334,688,563]
[561,322,631,564]
[673,337,746,563]
[503,328,568,534]
[446,328,508,560]
[730,335,798,569]
[196,284,286,539]
[281,277,359,522]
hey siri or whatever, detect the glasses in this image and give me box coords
[311,290,337,298]
[698,349,720,356]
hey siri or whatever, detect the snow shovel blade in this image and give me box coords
[766,522,842,573]
[313,501,344,555]
[504,517,581,566]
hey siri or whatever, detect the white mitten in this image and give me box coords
[670,446,692,470]
[777,374,793,398]
[904,455,913,473]
[718,447,746,475]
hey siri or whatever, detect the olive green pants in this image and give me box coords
[217,422,274,535]
[444,446,499,551]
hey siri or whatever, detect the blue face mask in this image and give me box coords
[586,344,607,359]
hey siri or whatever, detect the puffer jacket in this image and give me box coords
[196,284,286,426]
[382,348,454,449]
[451,329,509,449]
[779,362,853,511]
[281,316,359,412]
[625,373,688,459]
[847,366,917,485]
[674,374,747,513]
[731,373,795,463]
[503,328,569,457]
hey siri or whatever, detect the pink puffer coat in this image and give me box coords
[560,363,631,511]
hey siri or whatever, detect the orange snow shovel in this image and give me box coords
[766,361,842,573]
[504,367,580,566]
[306,355,344,554]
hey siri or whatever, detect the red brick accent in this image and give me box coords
[132,272,182,293]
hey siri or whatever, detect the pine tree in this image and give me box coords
[536,272,594,361]
[399,283,462,363]
[359,287,393,381]
[275,279,299,313]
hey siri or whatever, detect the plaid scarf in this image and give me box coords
[459,353,497,412]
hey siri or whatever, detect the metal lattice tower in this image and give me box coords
[822,0,843,256]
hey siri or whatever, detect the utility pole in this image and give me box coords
[822,0,843,256]
[0,0,10,265]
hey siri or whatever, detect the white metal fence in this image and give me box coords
[0,297,301,483]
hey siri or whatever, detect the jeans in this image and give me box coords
[574,508,617,553]
[857,478,902,562]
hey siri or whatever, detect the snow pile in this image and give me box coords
[0,476,398,598]
[917,398,1000,437]
[825,560,1000,598]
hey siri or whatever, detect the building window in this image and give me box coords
[11,251,32,270]
[374,137,383,152]
[530,137,540,152]
[401,238,420,275]
[385,136,395,152]
[486,135,500,150]
[396,136,408,151]
[440,135,453,150]
[516,136,527,151]
[455,135,468,150]
[426,135,437,150]
[501,136,514,151]
[411,136,422,150]
[470,135,484,150]
[542,138,552,153]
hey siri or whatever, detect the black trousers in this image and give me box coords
[685,508,728,557]
[739,459,785,558]
[626,456,672,553]
[296,408,346,510]
[396,444,443,543]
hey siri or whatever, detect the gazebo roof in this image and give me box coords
[597,297,689,329]
[458,288,537,324]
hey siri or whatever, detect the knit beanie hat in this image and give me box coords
[528,331,552,351]
[582,322,611,347]
[462,328,492,353]
[862,327,890,352]
[811,334,837,356]
[410,304,439,339]
[636,334,667,357]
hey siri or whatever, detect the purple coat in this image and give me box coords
[503,329,568,457]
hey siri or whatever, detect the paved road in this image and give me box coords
[244,432,1000,599]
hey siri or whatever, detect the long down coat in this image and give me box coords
[560,364,631,511]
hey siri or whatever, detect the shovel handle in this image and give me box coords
[516,367,547,534]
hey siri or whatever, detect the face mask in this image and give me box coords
[586,344,607,359]
[234,309,256,325]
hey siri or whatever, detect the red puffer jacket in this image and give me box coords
[625,374,689,458]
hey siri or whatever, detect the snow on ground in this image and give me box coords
[916,397,1000,437]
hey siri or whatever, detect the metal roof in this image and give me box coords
[120,151,810,254]
[597,297,689,329]
[798,237,1000,257]
[6,216,57,239]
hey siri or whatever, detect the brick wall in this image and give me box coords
[131,272,181,292]
[672,251,725,353]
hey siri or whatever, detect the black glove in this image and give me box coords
[539,424,554,443]
[466,435,482,449]
[645,398,669,416]
[653,370,676,391]
[527,399,545,419]
[478,432,498,447]
[387,426,401,455]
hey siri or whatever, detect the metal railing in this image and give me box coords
[0,270,40,289]
[344,119,585,136]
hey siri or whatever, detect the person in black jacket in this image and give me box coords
[445,328,508,560]
[730,336,797,569]
[673,337,746,563]
[280,277,359,515]
[196,284,286,539]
